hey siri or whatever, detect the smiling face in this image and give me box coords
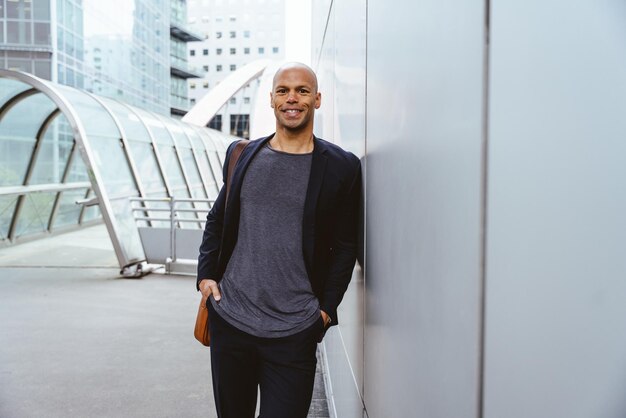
[270,64,321,134]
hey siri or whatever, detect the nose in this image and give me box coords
[286,92,297,103]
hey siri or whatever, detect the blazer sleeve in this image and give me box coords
[319,158,362,324]
[196,141,238,290]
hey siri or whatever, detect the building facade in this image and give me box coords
[0,0,54,80]
[186,0,285,138]
[0,0,200,116]
[170,0,203,116]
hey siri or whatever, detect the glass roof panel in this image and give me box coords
[87,134,137,197]
[13,192,56,238]
[134,109,173,145]
[207,151,224,187]
[29,114,74,185]
[100,98,153,143]
[157,144,188,191]
[184,126,206,152]
[81,189,101,222]
[0,78,32,109]
[129,108,173,145]
[0,93,57,186]
[65,149,90,182]
[195,149,219,199]
[127,141,166,194]
[161,117,191,148]
[194,128,216,152]
[178,147,203,189]
[53,188,89,229]
[54,85,119,138]
[0,196,19,241]
[109,198,146,262]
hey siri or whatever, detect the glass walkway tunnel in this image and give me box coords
[0,69,240,275]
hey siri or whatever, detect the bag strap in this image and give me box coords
[225,140,249,205]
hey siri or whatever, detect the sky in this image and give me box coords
[284,0,312,66]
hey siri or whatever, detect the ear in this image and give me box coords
[270,91,274,108]
[315,92,321,109]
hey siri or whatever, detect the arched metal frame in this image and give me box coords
[182,58,289,142]
[0,70,238,273]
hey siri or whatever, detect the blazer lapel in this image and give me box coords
[302,137,328,275]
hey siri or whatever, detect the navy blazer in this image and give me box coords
[197,134,361,327]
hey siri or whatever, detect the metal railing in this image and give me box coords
[129,197,213,274]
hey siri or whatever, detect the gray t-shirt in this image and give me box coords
[211,144,320,337]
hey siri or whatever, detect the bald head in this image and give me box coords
[272,62,319,93]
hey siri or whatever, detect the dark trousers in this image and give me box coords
[208,302,323,418]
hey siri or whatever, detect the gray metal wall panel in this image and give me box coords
[484,2,626,417]
[323,270,365,418]
[365,1,485,417]
[313,0,367,416]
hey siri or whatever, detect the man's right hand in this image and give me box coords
[199,279,221,302]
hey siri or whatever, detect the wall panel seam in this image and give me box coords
[477,0,491,417]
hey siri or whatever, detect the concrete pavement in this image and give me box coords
[0,225,329,418]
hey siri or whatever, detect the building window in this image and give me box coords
[244,97,250,104]
[216,65,222,72]
[230,114,250,139]
[230,48,236,55]
[244,47,250,54]
[258,47,264,54]
[216,16,223,23]
[203,82,209,88]
[201,16,210,23]
[190,98,196,104]
[190,50,195,56]
[229,15,236,22]
[244,30,250,38]
[216,48,222,55]
[230,97,236,104]
[203,65,209,71]
[190,82,196,89]
[216,31,222,39]
[230,64,236,71]
[272,47,279,54]
[203,49,209,55]
[209,115,222,131]
[229,31,236,39]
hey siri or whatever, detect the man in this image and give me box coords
[197,62,361,418]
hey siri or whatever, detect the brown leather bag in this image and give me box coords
[194,295,211,346]
[194,139,249,346]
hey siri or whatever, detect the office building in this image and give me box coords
[170,0,204,116]
[0,0,201,116]
[186,0,286,138]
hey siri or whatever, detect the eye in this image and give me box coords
[299,88,310,94]
[276,88,287,94]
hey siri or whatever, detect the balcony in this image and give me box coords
[170,23,204,42]
[170,56,204,79]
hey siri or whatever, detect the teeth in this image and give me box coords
[286,109,300,113]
